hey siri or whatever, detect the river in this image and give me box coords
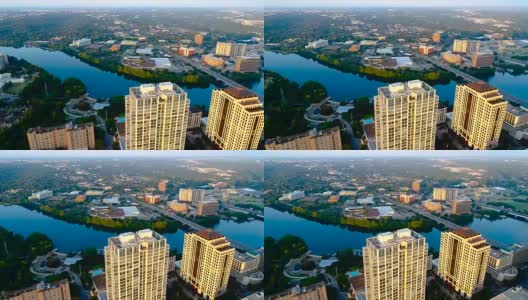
[264,51,528,105]
[265,207,528,255]
[0,205,263,253]
[0,46,264,107]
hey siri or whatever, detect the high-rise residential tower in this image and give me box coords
[125,83,189,150]
[206,88,264,150]
[180,230,235,300]
[451,82,507,150]
[433,188,458,202]
[363,229,428,300]
[374,80,438,150]
[178,188,205,203]
[438,228,490,298]
[104,229,169,300]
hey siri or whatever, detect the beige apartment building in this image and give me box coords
[234,56,261,73]
[178,188,205,203]
[125,82,189,150]
[3,280,71,300]
[433,188,458,201]
[215,42,247,58]
[104,229,169,300]
[206,88,263,150]
[363,229,428,300]
[180,230,235,300]
[197,200,219,216]
[270,282,328,300]
[188,107,202,129]
[504,103,528,128]
[451,198,472,215]
[27,122,95,150]
[265,127,342,150]
[438,228,490,298]
[374,80,438,150]
[451,82,507,150]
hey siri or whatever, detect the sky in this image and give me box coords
[0,0,264,8]
[265,0,528,7]
[0,150,524,161]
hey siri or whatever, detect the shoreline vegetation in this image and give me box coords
[268,49,457,85]
[0,56,88,149]
[269,202,436,233]
[19,202,181,234]
[61,48,216,89]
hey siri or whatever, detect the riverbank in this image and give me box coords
[20,202,181,234]
[62,48,216,89]
[269,202,435,233]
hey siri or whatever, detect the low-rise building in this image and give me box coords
[305,39,328,49]
[504,104,528,128]
[423,200,442,213]
[270,282,328,300]
[202,54,225,68]
[145,194,161,204]
[27,122,95,150]
[491,287,528,300]
[399,194,416,204]
[70,38,91,47]
[265,127,342,150]
[3,280,71,300]
[419,45,435,55]
[167,201,189,213]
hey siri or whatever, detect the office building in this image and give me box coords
[29,190,53,200]
[437,107,447,124]
[471,52,494,68]
[230,43,247,58]
[451,198,472,215]
[374,80,438,150]
[197,200,219,216]
[433,188,458,202]
[504,104,528,128]
[125,83,189,150]
[194,33,204,45]
[202,54,225,67]
[232,251,260,275]
[412,180,422,193]
[234,56,261,73]
[27,122,95,150]
[363,229,428,300]
[206,88,263,150]
[104,230,169,300]
[441,51,463,65]
[453,40,480,54]
[432,32,442,43]
[178,189,205,203]
[158,180,168,193]
[452,82,507,150]
[438,228,490,298]
[145,194,161,204]
[399,194,416,204]
[188,107,202,129]
[270,282,328,300]
[265,127,342,150]
[180,230,235,300]
[179,47,195,57]
[418,45,434,55]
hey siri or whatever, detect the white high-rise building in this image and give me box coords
[125,83,189,150]
[104,229,169,300]
[374,80,439,150]
[363,229,428,300]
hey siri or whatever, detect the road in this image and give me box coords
[389,200,507,248]
[68,269,89,300]
[145,204,256,252]
[221,203,264,219]
[423,56,526,105]
[474,202,528,222]
[171,56,263,99]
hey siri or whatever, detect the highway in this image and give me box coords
[146,204,256,252]
[171,56,263,99]
[474,202,528,222]
[389,200,507,248]
[423,56,526,105]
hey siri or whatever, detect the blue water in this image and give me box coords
[0,46,216,107]
[0,205,263,253]
[264,51,528,105]
[265,207,528,255]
